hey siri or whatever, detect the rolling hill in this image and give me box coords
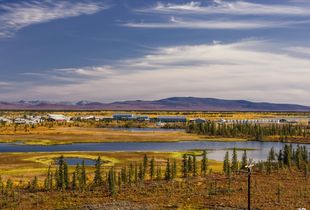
[1,97,310,111]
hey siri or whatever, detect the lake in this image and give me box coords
[0,140,309,162]
[111,127,185,132]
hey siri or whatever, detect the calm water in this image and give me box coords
[111,128,184,132]
[55,158,96,166]
[0,141,309,161]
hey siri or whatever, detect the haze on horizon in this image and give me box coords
[1,0,310,105]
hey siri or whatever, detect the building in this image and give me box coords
[47,114,68,122]
[189,118,206,124]
[113,114,135,120]
[80,116,95,120]
[135,115,150,122]
[0,117,12,124]
[157,116,187,123]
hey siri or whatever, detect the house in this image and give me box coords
[47,114,68,122]
[80,116,95,120]
[0,117,12,124]
[157,116,187,123]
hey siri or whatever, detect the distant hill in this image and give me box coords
[1,97,310,111]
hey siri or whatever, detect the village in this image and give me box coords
[0,112,309,126]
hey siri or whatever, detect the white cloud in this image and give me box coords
[0,0,106,38]
[285,46,310,55]
[146,1,310,16]
[124,18,310,29]
[0,82,11,87]
[4,39,310,105]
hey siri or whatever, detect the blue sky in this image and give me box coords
[1,0,310,104]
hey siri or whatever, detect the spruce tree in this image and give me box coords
[193,154,197,176]
[231,148,239,173]
[156,166,162,180]
[121,167,127,184]
[93,156,103,186]
[143,154,148,179]
[182,154,188,178]
[72,172,77,190]
[64,162,69,189]
[150,158,155,180]
[188,155,193,174]
[128,163,134,185]
[284,144,292,168]
[223,152,230,176]
[138,163,144,182]
[31,176,38,191]
[81,160,87,190]
[172,159,177,180]
[165,159,171,181]
[134,163,138,184]
[201,150,208,176]
[241,150,247,169]
[108,167,116,195]
[57,155,65,189]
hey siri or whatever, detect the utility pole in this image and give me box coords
[245,160,254,210]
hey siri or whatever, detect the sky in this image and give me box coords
[1,0,310,105]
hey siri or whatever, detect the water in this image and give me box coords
[111,127,184,132]
[0,140,309,161]
[55,158,96,166]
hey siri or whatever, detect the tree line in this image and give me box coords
[186,122,310,140]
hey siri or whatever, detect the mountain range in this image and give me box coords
[1,97,310,111]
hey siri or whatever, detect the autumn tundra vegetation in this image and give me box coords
[0,145,308,209]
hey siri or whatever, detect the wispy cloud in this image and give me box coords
[145,1,310,16]
[126,1,310,30]
[124,17,310,29]
[0,0,106,38]
[6,39,310,104]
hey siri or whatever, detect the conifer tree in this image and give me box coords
[121,167,127,184]
[231,148,239,172]
[57,155,65,189]
[223,152,230,176]
[284,144,292,168]
[241,150,247,169]
[201,150,208,177]
[64,162,69,189]
[31,176,38,191]
[267,154,272,174]
[134,163,138,184]
[150,157,155,180]
[269,147,276,161]
[188,155,193,174]
[138,163,144,182]
[93,156,103,186]
[172,159,177,180]
[80,160,87,190]
[128,163,134,185]
[72,172,77,190]
[193,154,197,176]
[156,166,162,180]
[182,154,188,178]
[143,154,148,179]
[108,167,116,195]
[165,159,171,181]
